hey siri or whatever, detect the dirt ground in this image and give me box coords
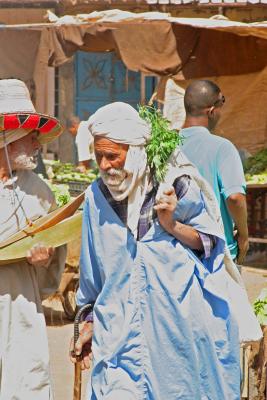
[44,298,90,400]
[45,265,267,400]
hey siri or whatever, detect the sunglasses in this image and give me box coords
[212,95,225,108]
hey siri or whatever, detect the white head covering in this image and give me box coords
[88,102,150,146]
[88,102,151,237]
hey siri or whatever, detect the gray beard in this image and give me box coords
[11,153,38,170]
[100,168,129,193]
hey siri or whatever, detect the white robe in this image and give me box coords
[0,170,66,400]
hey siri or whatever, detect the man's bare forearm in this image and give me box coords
[168,221,203,251]
[226,193,248,237]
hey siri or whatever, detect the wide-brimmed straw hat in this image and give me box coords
[0,79,63,148]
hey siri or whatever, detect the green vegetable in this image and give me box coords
[253,288,267,325]
[245,172,267,185]
[244,148,267,175]
[39,175,71,207]
[43,160,99,184]
[138,105,182,183]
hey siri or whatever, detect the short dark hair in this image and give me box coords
[184,80,221,116]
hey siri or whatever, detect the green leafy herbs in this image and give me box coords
[139,105,182,183]
[253,288,267,326]
[39,175,71,207]
[244,148,267,175]
[244,148,267,185]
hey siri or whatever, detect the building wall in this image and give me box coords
[224,6,267,22]
[60,3,267,23]
[0,8,51,24]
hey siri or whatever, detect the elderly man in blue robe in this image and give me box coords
[71,102,261,400]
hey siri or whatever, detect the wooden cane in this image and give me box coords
[73,304,94,400]
[73,362,82,400]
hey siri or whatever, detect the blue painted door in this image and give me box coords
[75,51,155,120]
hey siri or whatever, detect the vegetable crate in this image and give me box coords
[62,181,89,197]
[247,184,267,240]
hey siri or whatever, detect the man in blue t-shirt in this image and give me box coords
[180,80,248,263]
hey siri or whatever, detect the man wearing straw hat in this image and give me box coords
[0,79,66,399]
[70,102,261,400]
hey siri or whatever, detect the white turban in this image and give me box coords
[88,102,151,145]
[88,102,151,238]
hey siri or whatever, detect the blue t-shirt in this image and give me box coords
[180,126,246,259]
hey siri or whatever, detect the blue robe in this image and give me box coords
[77,179,240,400]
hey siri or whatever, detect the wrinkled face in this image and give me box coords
[94,137,129,187]
[8,130,41,170]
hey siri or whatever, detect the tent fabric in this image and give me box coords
[26,13,267,114]
[0,29,41,101]
[3,13,267,91]
[163,68,267,154]
[2,10,267,147]
[30,13,267,81]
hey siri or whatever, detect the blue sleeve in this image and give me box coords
[173,178,216,258]
[174,179,224,245]
[174,180,226,272]
[216,140,246,199]
[76,197,103,307]
[174,179,207,226]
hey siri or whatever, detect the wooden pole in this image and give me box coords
[140,72,146,105]
[73,363,82,400]
[72,304,94,400]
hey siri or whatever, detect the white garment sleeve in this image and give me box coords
[36,245,67,299]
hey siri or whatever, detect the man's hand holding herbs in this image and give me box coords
[154,188,203,251]
[154,188,177,233]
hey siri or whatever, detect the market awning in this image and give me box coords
[59,0,267,7]
[3,10,267,79]
[2,9,267,110]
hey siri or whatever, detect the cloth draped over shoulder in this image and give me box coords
[77,148,261,399]
[0,170,66,399]
[158,147,243,286]
[157,148,262,343]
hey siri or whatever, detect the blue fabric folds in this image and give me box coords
[77,180,240,400]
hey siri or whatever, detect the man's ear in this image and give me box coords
[207,106,215,117]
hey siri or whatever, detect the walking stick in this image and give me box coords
[73,303,94,400]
